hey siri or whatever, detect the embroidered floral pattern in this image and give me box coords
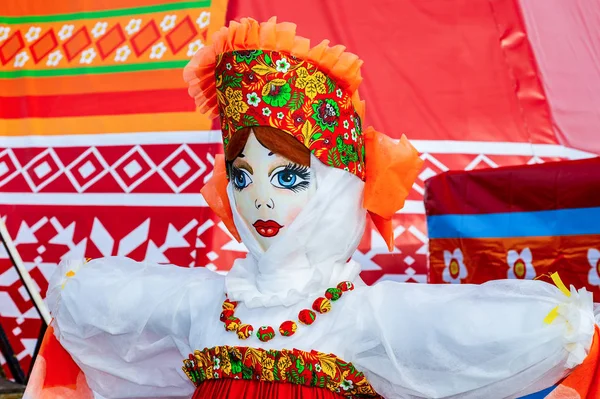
[215,50,365,180]
[183,346,381,398]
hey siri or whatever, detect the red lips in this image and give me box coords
[252,220,283,238]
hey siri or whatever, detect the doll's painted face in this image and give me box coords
[231,131,316,250]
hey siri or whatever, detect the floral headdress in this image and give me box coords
[184,17,423,251]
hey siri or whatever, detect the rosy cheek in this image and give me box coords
[284,207,303,225]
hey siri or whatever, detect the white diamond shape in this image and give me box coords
[124,160,142,178]
[0,161,8,177]
[207,251,219,262]
[110,146,156,193]
[12,327,22,336]
[465,154,498,170]
[37,245,46,254]
[34,161,51,178]
[78,160,96,178]
[172,159,191,178]
[404,256,415,265]
[64,147,110,193]
[405,267,416,276]
[34,256,43,264]
[22,148,64,192]
[157,144,206,193]
[418,167,437,182]
[0,149,22,187]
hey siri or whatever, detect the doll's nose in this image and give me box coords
[255,198,274,209]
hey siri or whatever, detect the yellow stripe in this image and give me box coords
[551,272,571,297]
[543,272,571,325]
[1,112,210,136]
[544,306,559,325]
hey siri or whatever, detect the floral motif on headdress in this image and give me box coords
[215,50,365,179]
[184,17,367,180]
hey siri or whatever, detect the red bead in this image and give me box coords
[337,281,354,292]
[222,299,238,310]
[279,321,297,337]
[257,326,275,342]
[312,297,331,314]
[220,309,234,322]
[225,317,241,332]
[325,287,343,301]
[237,324,254,340]
[298,309,316,325]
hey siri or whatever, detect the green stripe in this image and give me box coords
[0,1,211,24]
[0,60,188,78]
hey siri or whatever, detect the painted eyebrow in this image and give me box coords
[233,158,254,174]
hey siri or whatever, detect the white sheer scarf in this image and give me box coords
[225,155,367,308]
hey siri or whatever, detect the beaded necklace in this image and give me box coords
[220,281,355,342]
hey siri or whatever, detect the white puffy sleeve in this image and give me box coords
[347,280,596,399]
[46,256,224,399]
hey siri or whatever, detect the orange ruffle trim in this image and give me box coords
[183,17,365,122]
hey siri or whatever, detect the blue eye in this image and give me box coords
[271,164,310,192]
[277,170,297,188]
[232,167,252,191]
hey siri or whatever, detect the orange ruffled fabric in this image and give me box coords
[548,326,600,399]
[364,128,423,250]
[200,154,241,242]
[24,324,94,399]
[183,17,365,123]
[187,17,423,249]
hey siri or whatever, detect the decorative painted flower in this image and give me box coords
[277,112,285,119]
[79,48,96,65]
[13,52,29,68]
[343,120,350,129]
[276,57,291,73]
[24,26,42,42]
[442,248,468,284]
[46,50,63,67]
[91,22,108,38]
[340,379,354,391]
[196,11,211,29]
[588,248,600,286]
[295,67,327,99]
[312,98,340,132]
[262,107,272,117]
[344,133,349,140]
[335,136,358,165]
[160,15,177,32]
[125,18,142,35]
[186,39,204,57]
[315,363,322,372]
[246,92,261,107]
[114,45,131,62]
[336,88,343,98]
[226,63,232,70]
[351,128,357,140]
[507,248,536,280]
[213,356,221,369]
[234,50,263,64]
[57,24,74,40]
[225,88,249,122]
[262,80,292,107]
[0,26,10,42]
[150,42,167,59]
[291,110,306,126]
[321,132,335,149]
